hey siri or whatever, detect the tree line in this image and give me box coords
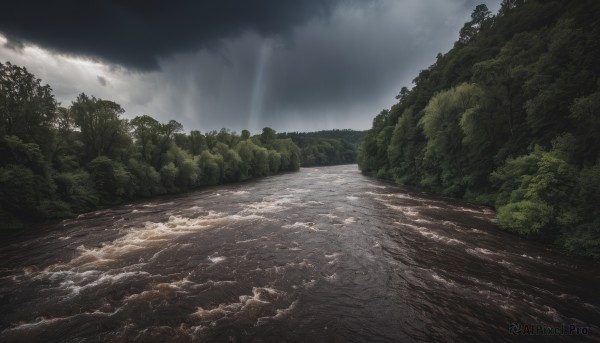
[278,130,366,167]
[359,0,600,260]
[0,62,301,229]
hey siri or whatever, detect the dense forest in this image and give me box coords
[359,0,600,260]
[0,62,303,229]
[278,130,366,166]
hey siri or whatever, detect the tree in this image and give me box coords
[0,61,305,229]
[252,147,270,177]
[457,4,492,45]
[419,83,481,195]
[260,127,277,147]
[126,158,161,197]
[160,162,178,192]
[278,129,365,167]
[213,142,242,182]
[395,87,410,102]
[155,119,183,167]
[493,144,578,239]
[53,169,98,213]
[216,128,238,147]
[87,156,133,204]
[51,106,82,165]
[273,138,301,171]
[197,150,221,185]
[129,115,183,170]
[0,135,54,224]
[130,115,160,164]
[189,130,206,155]
[359,0,600,260]
[470,4,492,30]
[499,0,524,16]
[0,61,57,148]
[70,93,131,161]
[176,156,200,189]
[569,90,600,163]
[268,150,281,173]
[388,107,424,185]
[205,130,218,150]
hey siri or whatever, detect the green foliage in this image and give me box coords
[0,62,304,229]
[268,150,281,174]
[234,140,255,180]
[251,147,270,177]
[457,4,492,46]
[126,158,162,197]
[492,142,579,238]
[216,128,238,147]
[0,135,59,227]
[260,127,277,147]
[499,0,524,17]
[524,152,577,205]
[130,115,161,165]
[273,138,301,171]
[53,170,98,213]
[0,164,41,222]
[359,0,600,260]
[159,162,178,192]
[497,200,553,236]
[388,108,424,184]
[70,94,131,161]
[569,90,600,162]
[213,142,242,182]
[176,157,200,189]
[564,161,600,259]
[188,130,207,155]
[0,135,48,174]
[0,62,57,149]
[491,149,542,206]
[562,221,600,260]
[197,150,221,186]
[130,114,184,170]
[87,156,133,204]
[241,129,250,141]
[576,161,600,221]
[418,83,482,195]
[279,129,366,167]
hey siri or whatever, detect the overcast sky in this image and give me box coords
[0,0,500,134]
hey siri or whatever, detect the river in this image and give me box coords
[0,165,598,342]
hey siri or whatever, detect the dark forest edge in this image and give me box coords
[0,61,361,230]
[359,0,600,260]
[278,130,366,167]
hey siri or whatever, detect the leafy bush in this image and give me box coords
[497,200,553,236]
[88,156,133,204]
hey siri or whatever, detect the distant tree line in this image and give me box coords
[0,62,300,229]
[278,129,366,167]
[359,0,600,260]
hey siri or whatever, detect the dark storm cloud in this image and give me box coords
[140,0,502,133]
[3,39,24,52]
[0,0,502,133]
[0,0,340,70]
[97,76,108,87]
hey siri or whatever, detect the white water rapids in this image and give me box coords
[0,165,598,342]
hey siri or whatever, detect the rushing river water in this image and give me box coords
[0,165,599,342]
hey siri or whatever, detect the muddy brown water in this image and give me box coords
[1,165,598,342]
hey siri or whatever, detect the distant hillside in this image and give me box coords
[359,0,600,260]
[279,129,367,167]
